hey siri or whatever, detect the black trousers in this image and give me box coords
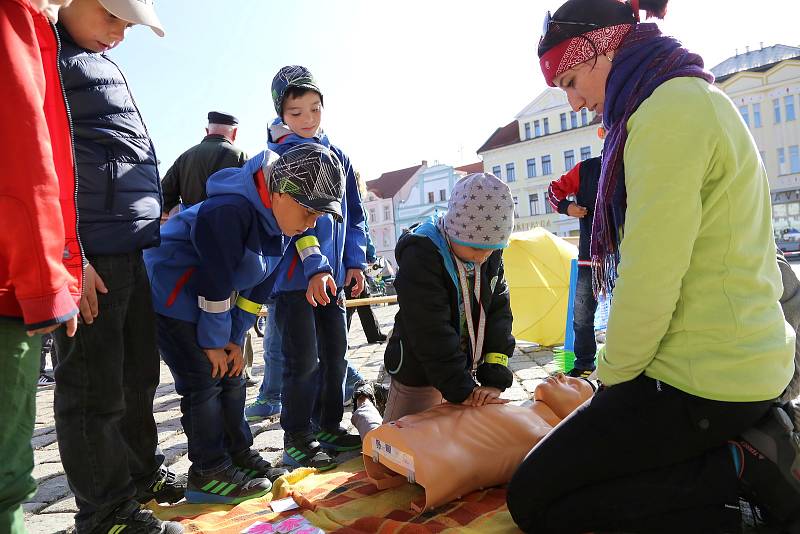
[54,253,163,533]
[346,288,384,343]
[507,374,772,534]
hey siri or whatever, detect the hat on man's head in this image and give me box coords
[207,111,239,126]
[271,65,323,117]
[443,173,515,249]
[98,0,165,37]
[268,143,343,222]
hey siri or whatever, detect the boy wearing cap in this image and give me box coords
[161,111,248,215]
[144,143,345,503]
[382,173,517,421]
[265,65,368,470]
[52,2,185,533]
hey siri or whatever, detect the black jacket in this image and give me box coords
[161,135,247,211]
[57,25,161,255]
[384,225,515,403]
[562,157,601,261]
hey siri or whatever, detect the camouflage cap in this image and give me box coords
[268,143,344,222]
[271,65,324,117]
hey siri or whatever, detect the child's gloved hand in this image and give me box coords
[463,386,509,407]
[306,272,337,307]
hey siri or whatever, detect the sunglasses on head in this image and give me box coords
[541,10,599,38]
[540,0,639,42]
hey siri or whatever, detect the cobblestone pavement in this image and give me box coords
[23,303,559,533]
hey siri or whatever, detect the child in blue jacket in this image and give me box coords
[266,66,368,470]
[144,143,344,504]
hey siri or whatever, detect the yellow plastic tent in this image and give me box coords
[504,228,577,346]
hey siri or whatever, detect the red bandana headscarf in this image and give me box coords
[540,23,633,86]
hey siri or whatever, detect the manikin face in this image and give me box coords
[450,242,494,264]
[533,373,593,419]
[270,193,324,237]
[282,92,323,139]
[59,0,133,52]
[552,53,614,115]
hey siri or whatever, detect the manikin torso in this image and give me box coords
[363,374,593,511]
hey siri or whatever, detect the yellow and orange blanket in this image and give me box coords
[150,458,521,533]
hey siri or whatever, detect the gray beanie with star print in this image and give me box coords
[443,172,515,249]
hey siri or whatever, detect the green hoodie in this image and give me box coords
[598,77,794,402]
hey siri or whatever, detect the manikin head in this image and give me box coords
[533,373,594,419]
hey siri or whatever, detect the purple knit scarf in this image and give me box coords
[590,23,714,296]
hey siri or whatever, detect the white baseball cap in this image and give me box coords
[98,0,165,37]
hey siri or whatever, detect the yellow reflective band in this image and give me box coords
[296,236,321,252]
[484,352,509,367]
[235,295,263,315]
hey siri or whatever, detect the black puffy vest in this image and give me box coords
[57,25,161,255]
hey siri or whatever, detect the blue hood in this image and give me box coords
[412,213,461,298]
[206,149,282,237]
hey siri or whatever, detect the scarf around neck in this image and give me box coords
[591,23,714,296]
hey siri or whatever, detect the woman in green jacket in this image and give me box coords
[507,0,799,532]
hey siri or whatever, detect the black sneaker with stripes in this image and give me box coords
[315,427,362,452]
[231,448,289,482]
[185,465,271,504]
[283,431,337,471]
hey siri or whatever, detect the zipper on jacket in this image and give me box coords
[53,21,86,286]
[104,55,163,211]
[104,147,116,212]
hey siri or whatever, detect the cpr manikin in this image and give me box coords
[362,374,594,511]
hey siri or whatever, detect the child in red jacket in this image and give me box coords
[0,1,82,532]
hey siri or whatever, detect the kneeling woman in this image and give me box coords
[507,0,798,532]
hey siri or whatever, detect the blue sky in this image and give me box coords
[110,0,800,181]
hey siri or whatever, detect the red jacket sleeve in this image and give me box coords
[547,161,581,215]
[0,0,79,328]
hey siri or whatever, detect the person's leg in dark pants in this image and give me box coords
[506,375,772,534]
[277,291,319,434]
[346,288,385,343]
[314,295,348,432]
[0,319,40,534]
[121,256,163,486]
[571,265,598,372]
[54,253,164,533]
[156,314,251,473]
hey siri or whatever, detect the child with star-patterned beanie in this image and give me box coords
[381,172,517,422]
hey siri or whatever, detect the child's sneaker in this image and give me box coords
[245,398,281,421]
[136,466,186,504]
[232,448,289,482]
[283,431,337,471]
[185,465,271,504]
[732,405,800,527]
[90,500,183,534]
[566,367,594,379]
[315,426,362,452]
[37,374,55,387]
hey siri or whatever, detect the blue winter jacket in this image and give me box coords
[144,151,289,349]
[57,24,161,255]
[268,122,367,294]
